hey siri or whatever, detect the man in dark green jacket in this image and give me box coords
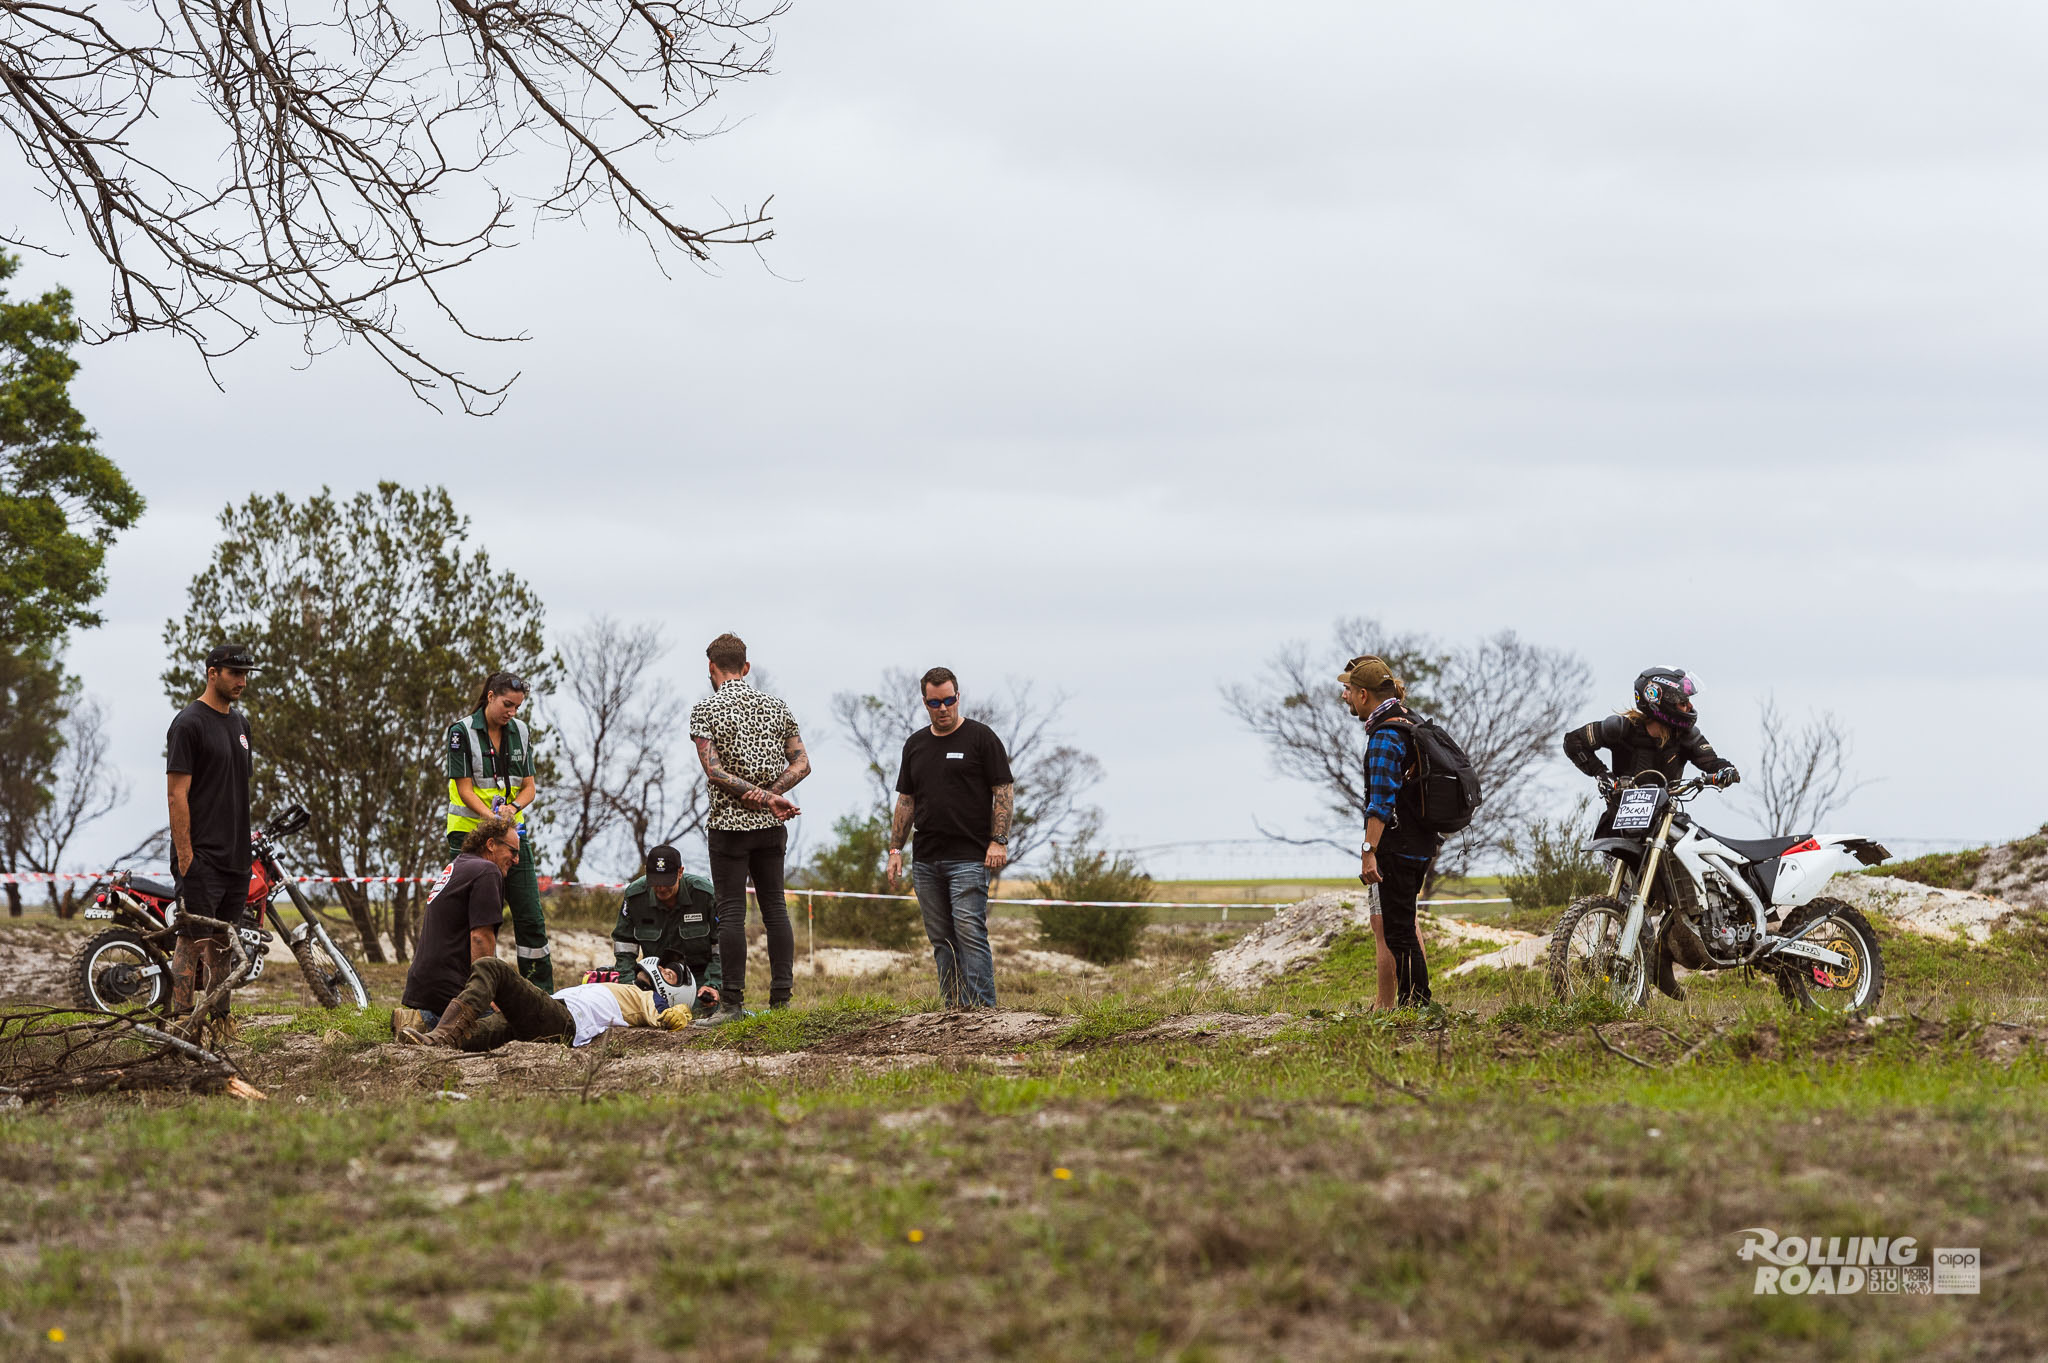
[611,845,721,1018]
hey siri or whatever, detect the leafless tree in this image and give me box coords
[1749,696,1867,836]
[1223,618,1590,883]
[552,616,699,880]
[27,695,125,914]
[831,669,1104,875]
[0,0,782,411]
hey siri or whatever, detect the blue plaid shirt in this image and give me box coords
[1364,700,1432,863]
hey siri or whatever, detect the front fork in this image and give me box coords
[1615,812,1675,960]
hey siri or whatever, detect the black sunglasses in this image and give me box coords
[924,696,958,709]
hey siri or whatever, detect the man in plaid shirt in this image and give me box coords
[1341,655,1441,1008]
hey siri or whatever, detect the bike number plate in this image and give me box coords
[1612,789,1659,832]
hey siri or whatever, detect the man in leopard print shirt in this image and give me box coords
[689,632,810,1024]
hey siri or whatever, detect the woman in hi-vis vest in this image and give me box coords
[445,671,550,989]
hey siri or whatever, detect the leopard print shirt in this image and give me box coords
[690,678,802,831]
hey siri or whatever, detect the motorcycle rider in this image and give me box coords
[1564,667,1741,813]
[610,844,722,1020]
[1562,667,1741,999]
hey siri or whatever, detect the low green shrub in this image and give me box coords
[796,813,920,948]
[1033,829,1153,964]
[1499,797,1608,914]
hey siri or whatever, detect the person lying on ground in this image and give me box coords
[610,843,722,1019]
[398,815,520,1032]
[398,956,698,1051]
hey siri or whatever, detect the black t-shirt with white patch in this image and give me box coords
[165,701,254,872]
[895,719,1015,864]
[402,853,506,1012]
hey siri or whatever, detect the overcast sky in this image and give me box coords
[10,1,2047,880]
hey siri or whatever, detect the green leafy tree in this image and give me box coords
[162,484,552,961]
[0,254,144,650]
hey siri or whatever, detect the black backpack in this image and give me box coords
[1373,713,1484,836]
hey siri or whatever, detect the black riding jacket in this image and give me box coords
[1563,714,1735,787]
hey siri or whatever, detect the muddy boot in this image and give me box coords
[198,937,236,1020]
[401,997,482,1048]
[168,937,201,1019]
[391,1006,423,1038]
[1653,942,1686,1002]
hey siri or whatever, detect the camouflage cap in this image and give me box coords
[1338,655,1398,692]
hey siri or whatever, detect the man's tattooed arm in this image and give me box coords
[890,793,914,852]
[693,736,770,808]
[990,783,1015,841]
[768,734,811,795]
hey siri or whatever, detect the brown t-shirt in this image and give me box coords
[401,853,505,1012]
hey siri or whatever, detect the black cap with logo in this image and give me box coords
[645,844,682,890]
[206,644,263,672]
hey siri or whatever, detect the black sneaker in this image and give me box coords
[693,1003,747,1029]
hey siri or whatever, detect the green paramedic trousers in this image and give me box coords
[447,830,551,992]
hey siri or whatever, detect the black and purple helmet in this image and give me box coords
[1635,668,1698,730]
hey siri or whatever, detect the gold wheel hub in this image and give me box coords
[1814,932,1862,992]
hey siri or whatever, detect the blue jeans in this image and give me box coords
[912,859,997,1009]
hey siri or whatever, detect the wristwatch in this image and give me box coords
[991,835,1009,846]
[1360,840,1375,855]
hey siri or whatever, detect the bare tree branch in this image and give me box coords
[26,691,125,914]
[1749,695,1869,836]
[1224,618,1589,878]
[552,615,693,878]
[0,0,783,411]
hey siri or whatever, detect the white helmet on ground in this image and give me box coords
[633,956,687,1012]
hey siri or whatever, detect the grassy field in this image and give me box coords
[3,906,2044,1361]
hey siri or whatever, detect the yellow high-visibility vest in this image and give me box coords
[446,712,533,834]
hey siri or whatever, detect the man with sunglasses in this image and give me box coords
[886,668,1015,1009]
[165,644,260,1031]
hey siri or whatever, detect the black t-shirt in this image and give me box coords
[402,854,506,1011]
[165,701,254,872]
[895,719,1016,864]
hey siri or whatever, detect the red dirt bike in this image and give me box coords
[70,805,369,1013]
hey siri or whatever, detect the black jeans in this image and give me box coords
[708,826,793,1006]
[1378,853,1433,1007]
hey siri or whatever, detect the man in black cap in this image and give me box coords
[165,645,260,1031]
[610,844,722,1019]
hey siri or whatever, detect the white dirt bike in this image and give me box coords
[1549,771,1890,1013]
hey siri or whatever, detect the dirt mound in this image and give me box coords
[811,1009,1070,1056]
[0,921,81,1004]
[1449,936,1549,977]
[1203,892,1373,990]
[1963,830,2048,909]
[1828,875,2020,943]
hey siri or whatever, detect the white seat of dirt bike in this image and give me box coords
[1697,830,1808,864]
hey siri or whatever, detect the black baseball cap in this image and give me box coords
[645,845,682,889]
[206,644,263,672]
